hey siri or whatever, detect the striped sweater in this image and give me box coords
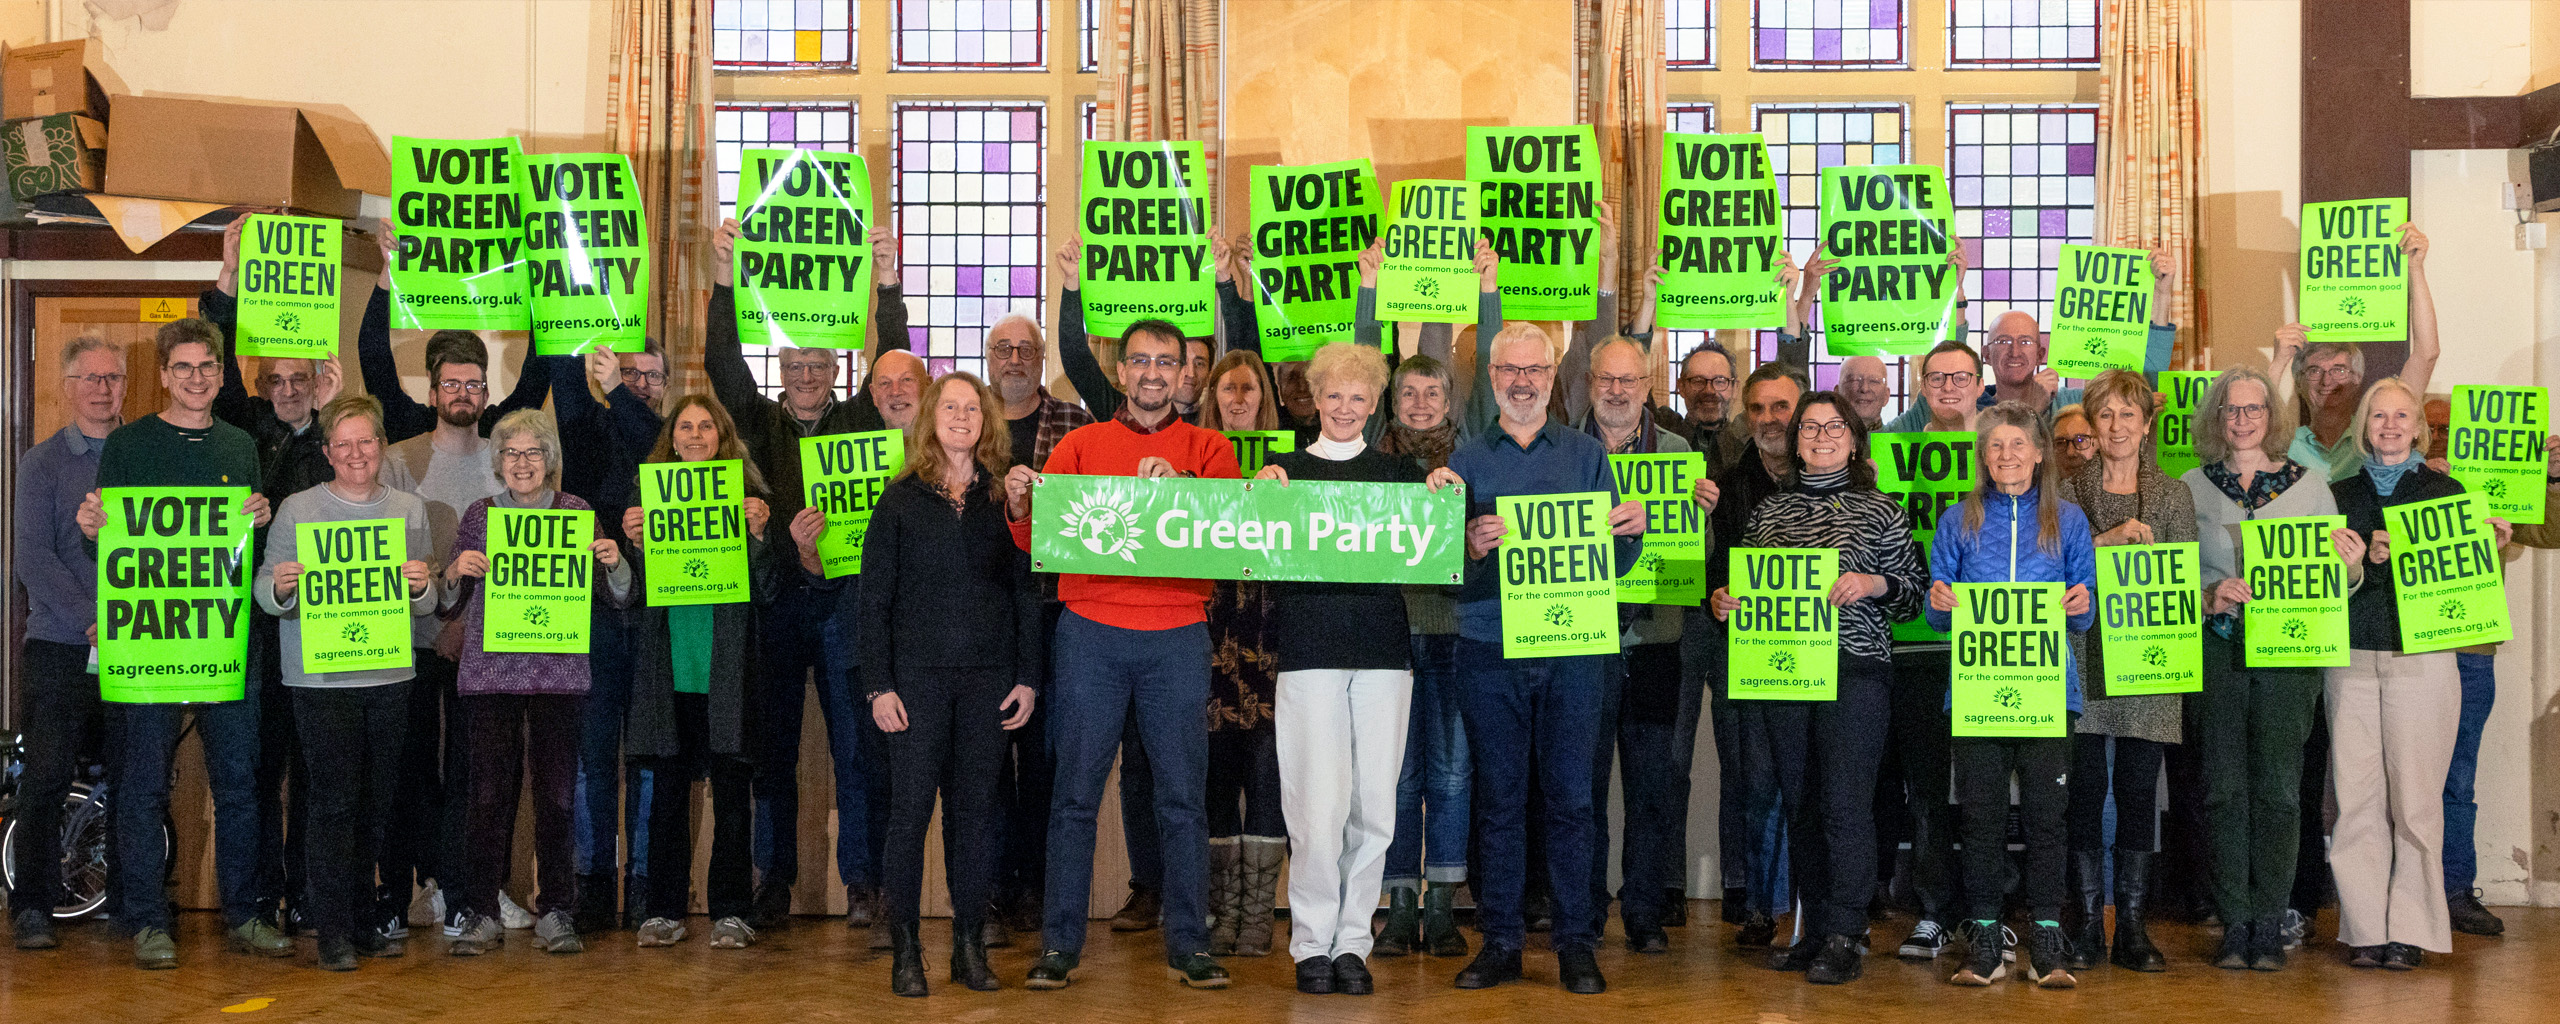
[1739,483,1928,661]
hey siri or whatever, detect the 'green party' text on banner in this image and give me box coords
[520,153,650,355]
[1951,582,2068,737]
[1030,474,1461,584]
[1080,141,1215,337]
[1249,159,1380,360]
[2447,385,2547,525]
[1655,132,1782,329]
[236,214,342,359]
[2048,244,2154,377]
[2155,371,2214,480]
[640,460,751,606]
[2241,515,2351,667]
[97,487,253,703]
[1816,165,1959,356]
[1225,431,1295,476]
[2390,493,2510,653]
[1496,492,1621,658]
[1873,431,1973,641]
[1377,179,1478,325]
[2096,542,2202,696]
[1468,126,1601,321]
[482,507,594,653]
[801,430,903,577]
[1611,453,1707,604]
[2298,197,2408,343]
[390,136,530,331]
[293,518,411,674]
[1726,547,1839,700]
[735,148,873,349]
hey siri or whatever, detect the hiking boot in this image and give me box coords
[133,926,178,970]
[1206,838,1242,953]
[446,911,502,956]
[1373,886,1421,957]
[230,916,295,958]
[951,919,1000,991]
[636,916,687,947]
[2022,922,2077,988]
[1898,918,1952,959]
[748,879,793,930]
[13,908,58,950]
[1735,909,1777,947]
[845,885,881,929]
[1421,882,1470,957]
[1026,948,1079,990]
[1234,836,1285,957]
[2449,890,2505,936]
[1453,943,1522,989]
[1110,886,1164,932]
[1806,934,1866,985]
[1166,951,1230,989]
[533,910,584,954]
[2249,915,2289,971]
[1948,919,2008,986]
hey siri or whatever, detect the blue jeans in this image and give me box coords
[1456,637,1606,953]
[1042,611,1211,958]
[2442,651,2496,894]
[575,606,650,884]
[112,687,265,931]
[751,587,880,890]
[1385,633,1470,886]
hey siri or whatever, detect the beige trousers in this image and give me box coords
[2325,648,2459,951]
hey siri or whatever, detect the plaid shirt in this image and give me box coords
[1026,388,1094,471]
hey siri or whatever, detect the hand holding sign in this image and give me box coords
[871,226,899,287]
[2208,576,2255,615]
[1607,500,1646,536]
[1358,240,1384,287]
[401,559,432,597]
[592,537,621,568]
[1707,586,1740,620]
[78,490,102,539]
[2332,526,2368,566]
[448,549,490,581]
[744,496,771,541]
[791,506,826,575]
[1425,467,1465,494]
[1135,457,1179,480]
[1467,514,1507,559]
[622,506,647,552]
[2063,583,2091,617]
[713,218,739,286]
[273,561,307,600]
[1005,465,1040,520]
[1928,579,1957,613]
[1827,572,1885,607]
[1694,477,1720,512]
[1255,464,1290,485]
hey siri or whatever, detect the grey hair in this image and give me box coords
[487,408,564,490]
[988,310,1044,344]
[2192,364,2293,466]
[2290,341,2366,418]
[60,335,125,372]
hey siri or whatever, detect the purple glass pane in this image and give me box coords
[1817,143,1845,168]
[1759,28,1784,57]
[1984,208,2012,237]
[957,270,982,297]
[959,33,982,63]
[928,358,956,377]
[1870,0,1898,29]
[1812,363,1839,390]
[909,326,928,348]
[2039,208,2066,237]
[767,110,795,141]
[2067,144,2096,175]
[984,142,1010,173]
[1982,270,2010,301]
[1012,110,1038,140]
[1814,30,1841,61]
[1011,266,1039,295]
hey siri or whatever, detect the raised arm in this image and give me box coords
[1215,232,1259,356]
[2400,224,2437,393]
[354,286,436,443]
[1354,241,1385,349]
[1462,238,1503,438]
[201,284,263,432]
[1053,239,1121,420]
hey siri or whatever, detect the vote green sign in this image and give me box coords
[1030,473,1462,584]
[1950,582,2069,738]
[2240,515,2351,667]
[2049,244,2154,378]
[800,430,903,577]
[2095,542,2202,696]
[1225,431,1295,476]
[735,148,874,350]
[96,487,253,704]
[1874,431,1974,641]
[1611,452,1706,605]
[2299,198,2408,343]
[1080,141,1215,337]
[1468,125,1601,321]
[483,507,594,653]
[639,460,751,606]
[390,136,530,331]
[520,153,649,355]
[293,518,411,674]
[1656,132,1782,330]
[2389,493,2510,653]
[1377,178,1478,326]
[1815,165,1959,356]
[1249,159,1380,360]
[235,214,342,359]
[1725,547,1839,700]
[2156,371,2215,480]
[2447,385,2548,525]
[1494,491,1619,658]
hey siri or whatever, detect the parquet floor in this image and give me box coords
[3,905,2551,1024]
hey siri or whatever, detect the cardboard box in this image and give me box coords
[2,40,126,121]
[104,96,390,219]
[4,113,107,200]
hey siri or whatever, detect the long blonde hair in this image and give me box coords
[899,371,1012,488]
[1958,401,2063,554]
[646,393,769,496]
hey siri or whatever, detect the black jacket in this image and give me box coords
[855,471,1041,696]
[705,283,911,522]
[623,507,784,758]
[347,286,553,444]
[2332,464,2466,652]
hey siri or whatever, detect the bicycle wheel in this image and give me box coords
[55,783,114,918]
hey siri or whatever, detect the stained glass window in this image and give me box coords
[1667,0,1716,69]
[1081,0,1100,73]
[1753,0,1909,69]
[1753,102,1913,412]
[1948,0,2101,69]
[893,0,1047,71]
[892,101,1048,382]
[1946,103,2099,365]
[714,103,860,398]
[713,0,855,69]
[1082,99,1098,142]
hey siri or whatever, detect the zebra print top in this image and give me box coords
[1740,483,1929,661]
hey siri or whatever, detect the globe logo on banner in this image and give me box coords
[2085,337,2108,359]
[1063,492,1144,562]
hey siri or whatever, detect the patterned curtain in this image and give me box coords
[1578,0,1666,363]
[2096,0,2201,366]
[606,0,715,395]
[1095,0,1221,181]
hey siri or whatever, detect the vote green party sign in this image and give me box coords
[800,430,903,578]
[1611,452,1707,605]
[2095,542,2202,696]
[520,153,650,355]
[2049,244,2154,378]
[2298,198,2408,343]
[390,136,530,331]
[1725,547,1839,700]
[736,148,874,350]
[2155,371,2216,481]
[482,507,595,654]
[1495,491,1620,658]
[1468,126,1601,321]
[1225,431,1295,477]
[1030,474,1462,584]
[1249,160,1380,361]
[639,459,752,606]
[235,214,343,359]
[1950,582,2069,738]
[96,487,254,704]
[1655,132,1783,330]
[2389,493,2510,653]
[2447,385,2548,525]
[1377,179,1478,326]
[292,519,411,674]
[1080,141,1215,338]
[1815,165,1960,356]
[2241,515,2351,667]
[1873,431,1973,641]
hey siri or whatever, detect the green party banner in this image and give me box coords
[1225,431,1295,476]
[2155,371,2215,480]
[1655,132,1783,330]
[735,148,874,349]
[1495,491,1620,658]
[1079,141,1215,337]
[389,136,530,331]
[235,214,342,359]
[520,153,650,355]
[96,487,253,703]
[2049,244,2154,378]
[1611,452,1707,605]
[2389,494,2511,653]
[1873,431,1974,641]
[1950,582,2069,738]
[1725,547,1839,700]
[1249,159,1381,360]
[1467,125,1601,321]
[1815,164,1959,356]
[2298,197,2408,343]
[800,430,903,577]
[1377,178,1478,326]
[2447,385,2548,525]
[2095,542,2203,696]
[1030,474,1461,584]
[2240,515,2351,667]
[482,507,594,653]
[639,459,751,606]
[292,518,411,674]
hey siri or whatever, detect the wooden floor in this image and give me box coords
[4,905,2552,1024]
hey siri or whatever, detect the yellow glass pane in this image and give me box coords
[1763,112,1790,140]
[1788,176,1815,206]
[1874,112,1902,142]
[1847,144,1872,166]
[796,30,822,63]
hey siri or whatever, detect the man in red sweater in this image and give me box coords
[1004,319,1239,990]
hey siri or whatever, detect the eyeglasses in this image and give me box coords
[499,447,547,464]
[1924,371,1979,389]
[67,372,127,388]
[1678,374,1736,392]
[1591,373,1647,392]
[2303,365,2359,384]
[435,379,489,394]
[778,363,836,380]
[620,369,667,385]
[166,362,222,380]
[2061,434,2097,453]
[1490,364,1554,381]
[327,437,381,456]
[262,373,312,392]
[1839,375,1887,391]
[2221,403,2270,422]
[990,341,1042,361]
[1122,355,1182,369]
[1796,421,1851,439]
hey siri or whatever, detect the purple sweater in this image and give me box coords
[447,491,634,696]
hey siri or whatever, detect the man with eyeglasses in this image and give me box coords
[2274,225,2440,482]
[1053,237,1226,426]
[359,224,553,446]
[1969,249,2179,422]
[1837,356,1891,430]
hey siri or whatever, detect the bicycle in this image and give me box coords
[1,726,174,920]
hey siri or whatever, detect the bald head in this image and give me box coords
[1838,355,1889,426]
[870,350,928,429]
[1984,310,2046,391]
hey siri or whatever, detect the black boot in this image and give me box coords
[1421,882,1470,957]
[2110,851,2167,972]
[889,922,928,997]
[1374,886,1421,957]
[2067,850,2106,969]
[950,918,999,991]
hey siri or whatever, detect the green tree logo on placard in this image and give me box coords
[683,557,710,579]
[2142,644,2168,668]
[1636,552,1663,573]
[1543,603,1573,627]
[1062,491,1144,563]
[1993,686,2024,710]
[1768,651,1797,674]
[2085,337,2109,360]
[2281,618,2310,641]
[274,312,302,334]
[2483,478,2510,501]
[1414,276,1442,299]
[2438,599,2466,621]
[2340,296,2366,318]
[523,605,550,627]
[341,622,368,645]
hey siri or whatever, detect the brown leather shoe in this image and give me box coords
[1109,887,1162,932]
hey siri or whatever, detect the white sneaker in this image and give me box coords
[637,917,687,947]
[709,916,758,949]
[498,891,536,930]
[408,881,446,929]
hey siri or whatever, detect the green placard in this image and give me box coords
[292,518,411,674]
[2095,542,2203,696]
[2240,515,2351,667]
[736,148,874,350]
[1248,159,1380,361]
[2446,385,2547,526]
[1467,125,1601,321]
[1726,547,1839,700]
[2298,197,2409,343]
[235,213,342,359]
[2155,371,2215,481]
[520,153,649,355]
[1494,491,1619,659]
[1950,582,2069,737]
[2049,244,2153,378]
[1377,178,1478,326]
[483,507,594,654]
[389,136,531,331]
[800,430,903,578]
[1815,164,1960,357]
[1031,474,1462,584]
[1656,132,1783,330]
[639,460,751,606]
[96,487,253,703]
[1225,431,1295,476]
[2389,493,2510,653]
[1611,452,1707,605]
[1873,431,1974,641]
[1079,141,1215,337]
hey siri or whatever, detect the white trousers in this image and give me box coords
[1275,668,1413,961]
[2326,648,2459,951]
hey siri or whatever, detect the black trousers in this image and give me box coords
[992,605,1062,906]
[882,665,1014,929]
[1889,649,1963,920]
[1614,641,1700,927]
[294,682,410,944]
[247,618,308,918]
[463,693,583,918]
[1954,728,2074,923]
[7,639,109,915]
[1206,728,1283,838]
[636,692,754,921]
[381,651,465,913]
[2068,733,2167,853]
[1761,657,1894,939]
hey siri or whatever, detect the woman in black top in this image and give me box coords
[858,372,1042,996]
